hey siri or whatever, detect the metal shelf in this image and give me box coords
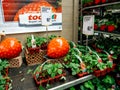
[48,75,95,90]
[94,31,120,37]
[82,1,120,10]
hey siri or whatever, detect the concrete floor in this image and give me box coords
[9,60,38,90]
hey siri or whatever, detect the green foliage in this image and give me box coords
[69,87,76,90]
[38,85,45,90]
[26,35,57,48]
[0,59,9,75]
[26,36,47,47]
[84,81,94,90]
[42,63,64,78]
[0,59,10,90]
[78,75,117,90]
[65,62,81,75]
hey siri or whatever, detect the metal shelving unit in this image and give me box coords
[94,31,120,37]
[82,1,120,10]
[49,75,95,90]
[79,0,120,42]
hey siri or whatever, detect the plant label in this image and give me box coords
[41,6,52,26]
[83,15,94,35]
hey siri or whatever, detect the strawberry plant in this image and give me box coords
[106,21,117,32]
[0,59,12,90]
[33,60,66,86]
[65,62,81,75]
[42,63,64,78]
[0,59,9,76]
[81,51,107,73]
[64,47,87,75]
[26,35,47,48]
[79,75,117,90]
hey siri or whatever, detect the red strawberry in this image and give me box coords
[100,25,107,31]
[47,37,70,59]
[107,25,116,32]
[94,0,101,5]
[0,38,22,59]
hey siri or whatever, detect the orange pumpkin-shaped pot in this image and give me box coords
[0,38,22,59]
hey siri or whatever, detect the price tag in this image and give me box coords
[41,6,52,26]
[83,15,94,35]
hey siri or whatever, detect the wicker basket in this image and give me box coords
[25,49,47,66]
[8,55,22,68]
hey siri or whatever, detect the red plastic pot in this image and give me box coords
[5,84,9,90]
[100,69,107,76]
[106,68,111,73]
[101,0,106,3]
[93,70,101,77]
[94,0,101,5]
[77,72,88,78]
[100,25,107,31]
[111,64,116,71]
[33,71,66,86]
[94,24,98,30]
[107,25,116,32]
[27,47,40,54]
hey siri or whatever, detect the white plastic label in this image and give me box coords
[41,6,52,26]
[83,15,94,35]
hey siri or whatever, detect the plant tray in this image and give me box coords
[8,55,22,68]
[33,71,66,86]
[77,72,89,78]
[25,49,47,66]
[93,69,107,77]
[106,64,116,73]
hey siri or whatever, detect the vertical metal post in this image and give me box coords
[80,0,83,44]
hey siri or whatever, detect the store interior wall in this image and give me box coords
[3,0,79,57]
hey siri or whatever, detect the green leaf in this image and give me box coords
[80,85,86,90]
[38,85,45,90]
[51,73,56,78]
[69,87,76,90]
[84,81,94,90]
[57,69,62,74]
[47,69,52,75]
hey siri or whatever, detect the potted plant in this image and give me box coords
[26,35,48,54]
[94,0,101,5]
[83,0,94,7]
[106,21,117,32]
[64,46,88,77]
[99,19,108,31]
[33,60,66,86]
[0,59,9,76]
[0,59,12,90]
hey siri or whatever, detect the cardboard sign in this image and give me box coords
[83,15,94,35]
[41,6,52,26]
